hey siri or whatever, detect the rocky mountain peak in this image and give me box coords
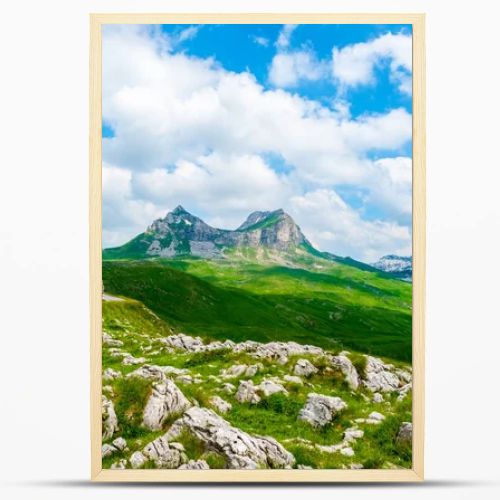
[106,206,313,261]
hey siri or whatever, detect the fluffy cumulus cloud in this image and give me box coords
[332,33,412,94]
[102,25,413,261]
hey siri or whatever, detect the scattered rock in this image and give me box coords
[129,451,147,469]
[178,459,210,470]
[112,437,127,451]
[363,356,400,393]
[396,422,412,445]
[220,382,236,394]
[297,464,313,469]
[221,364,248,379]
[103,332,124,347]
[102,395,118,440]
[111,459,127,469]
[122,354,146,366]
[235,380,261,404]
[258,380,288,397]
[366,411,385,424]
[298,393,347,427]
[143,435,187,468]
[340,447,355,457]
[161,333,205,352]
[373,392,384,403]
[103,367,122,381]
[102,443,117,458]
[350,463,364,470]
[343,428,364,442]
[127,364,167,381]
[329,355,359,390]
[166,407,295,469]
[397,383,412,401]
[142,379,191,431]
[293,359,318,377]
[245,363,263,377]
[176,374,193,384]
[283,375,303,385]
[210,395,232,414]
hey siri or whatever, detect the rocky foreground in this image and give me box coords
[102,308,413,470]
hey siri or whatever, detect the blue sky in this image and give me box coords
[102,24,413,261]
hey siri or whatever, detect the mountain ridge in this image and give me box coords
[103,206,315,262]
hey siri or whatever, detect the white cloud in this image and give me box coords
[332,32,412,94]
[101,26,413,260]
[176,26,200,44]
[251,35,269,47]
[268,50,327,87]
[276,24,297,49]
[288,189,412,262]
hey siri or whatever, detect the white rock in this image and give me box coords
[235,380,261,404]
[112,437,127,451]
[142,379,191,431]
[161,333,205,352]
[329,355,360,390]
[143,435,187,468]
[363,356,400,393]
[103,368,122,381]
[101,443,117,458]
[293,359,318,377]
[178,459,210,470]
[373,392,384,403]
[165,407,295,469]
[397,383,412,401]
[110,459,127,469]
[343,428,364,442]
[122,354,146,366]
[222,364,248,379]
[396,422,412,445]
[298,393,347,427]
[283,375,303,385]
[102,395,118,440]
[297,464,313,469]
[126,365,169,381]
[245,363,263,377]
[176,374,193,384]
[366,411,385,424]
[210,396,232,414]
[129,451,147,469]
[220,382,236,394]
[103,332,124,347]
[340,447,355,457]
[258,380,288,397]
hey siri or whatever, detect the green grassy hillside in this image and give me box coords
[102,298,412,470]
[102,257,412,361]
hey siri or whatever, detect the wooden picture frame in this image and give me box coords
[90,13,425,482]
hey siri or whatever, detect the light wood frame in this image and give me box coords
[90,13,425,482]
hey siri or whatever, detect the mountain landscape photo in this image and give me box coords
[101,23,414,471]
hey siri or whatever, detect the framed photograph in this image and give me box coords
[90,13,425,482]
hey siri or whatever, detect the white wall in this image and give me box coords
[1,1,499,499]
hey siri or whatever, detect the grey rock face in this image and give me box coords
[102,395,118,440]
[396,422,412,445]
[298,393,347,427]
[293,359,318,377]
[258,380,288,397]
[363,356,401,393]
[109,206,314,259]
[235,380,261,404]
[129,451,146,469]
[166,407,295,469]
[142,380,191,431]
[209,395,232,414]
[178,459,210,470]
[143,435,187,468]
[329,355,360,390]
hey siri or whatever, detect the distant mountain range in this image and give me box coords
[371,255,412,282]
[103,206,411,280]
